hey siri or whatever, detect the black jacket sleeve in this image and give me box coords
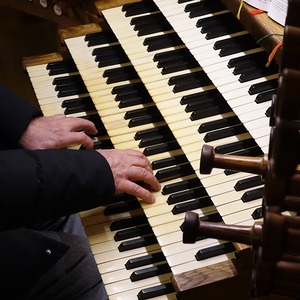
[0,147,115,230]
[0,84,115,230]
[0,83,43,149]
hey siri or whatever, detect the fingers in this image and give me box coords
[125,150,154,174]
[121,166,161,203]
[52,115,97,149]
[121,180,157,204]
[126,165,161,192]
[63,132,95,150]
[98,149,161,203]
[62,116,98,136]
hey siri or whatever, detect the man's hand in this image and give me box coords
[98,149,161,204]
[19,114,97,150]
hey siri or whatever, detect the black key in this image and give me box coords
[252,207,263,219]
[152,154,187,170]
[114,224,153,241]
[219,39,259,57]
[93,50,129,67]
[154,48,191,63]
[203,124,247,142]
[168,71,212,92]
[139,130,174,147]
[130,263,171,281]
[203,21,244,40]
[92,44,125,57]
[228,51,267,68]
[129,113,163,127]
[125,106,159,119]
[62,97,95,115]
[265,106,272,117]
[192,102,231,121]
[136,22,173,36]
[233,62,266,75]
[93,139,114,150]
[197,13,243,38]
[195,242,235,261]
[160,59,199,75]
[239,64,278,83]
[185,1,226,18]
[248,78,278,95]
[214,34,258,57]
[135,126,170,140]
[80,114,107,135]
[131,14,172,36]
[162,177,201,195]
[215,138,258,154]
[104,199,141,215]
[125,252,166,269]
[235,175,265,191]
[118,235,158,252]
[199,116,241,133]
[143,140,180,156]
[122,1,159,17]
[115,92,142,102]
[54,80,84,92]
[139,133,174,148]
[54,82,87,97]
[103,66,139,84]
[138,283,175,300]
[255,89,277,104]
[197,12,235,28]
[131,13,163,26]
[47,60,78,75]
[57,86,86,98]
[119,94,153,108]
[110,215,148,231]
[172,197,213,214]
[143,32,183,52]
[155,49,199,70]
[52,74,84,86]
[180,89,223,105]
[185,97,223,113]
[156,163,194,182]
[167,186,208,204]
[102,65,137,79]
[241,187,264,202]
[85,31,118,46]
[112,81,144,95]
[178,0,195,3]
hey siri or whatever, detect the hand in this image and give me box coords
[19,114,97,150]
[98,149,161,203]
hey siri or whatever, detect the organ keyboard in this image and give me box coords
[23,0,286,299]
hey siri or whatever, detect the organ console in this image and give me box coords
[20,0,300,299]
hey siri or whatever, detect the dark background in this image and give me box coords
[0,5,61,108]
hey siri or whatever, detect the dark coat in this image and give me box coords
[0,84,115,296]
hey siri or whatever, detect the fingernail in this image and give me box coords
[150,195,156,203]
